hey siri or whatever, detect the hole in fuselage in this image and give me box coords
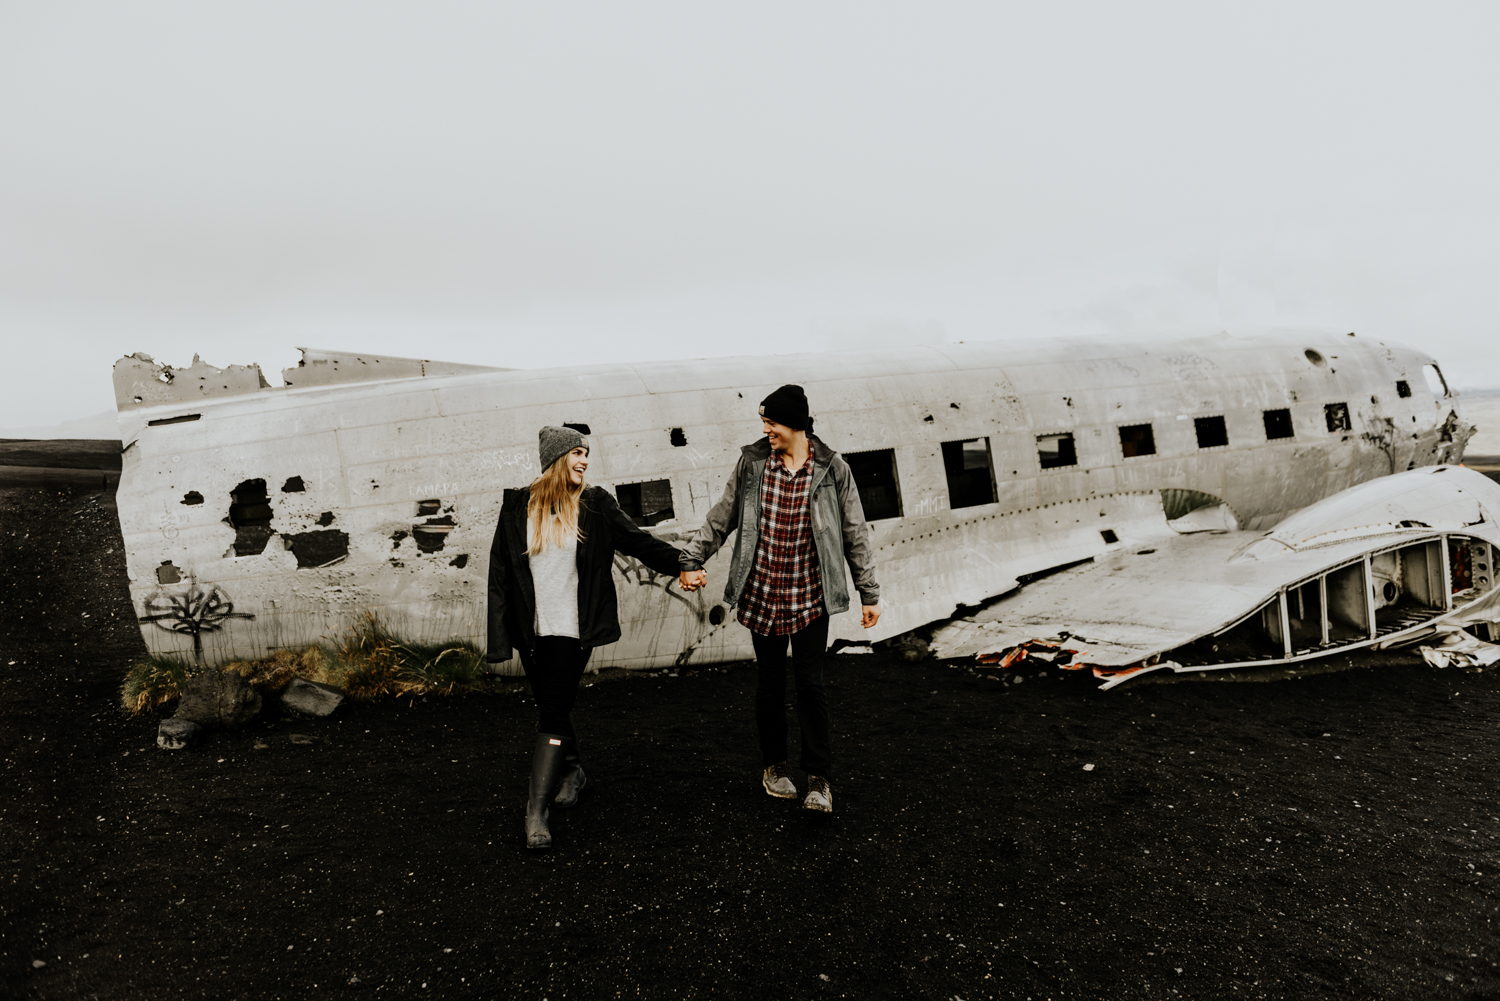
[286,530,350,569]
[228,479,273,557]
[615,480,676,527]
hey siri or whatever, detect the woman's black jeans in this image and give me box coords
[519,636,592,737]
[750,615,833,778]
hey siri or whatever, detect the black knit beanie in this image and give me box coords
[759,384,812,432]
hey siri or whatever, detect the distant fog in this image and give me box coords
[2,2,1497,428]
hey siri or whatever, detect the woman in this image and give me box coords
[487,425,686,850]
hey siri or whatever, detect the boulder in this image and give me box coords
[280,677,344,717]
[890,632,933,663]
[175,668,263,727]
[157,718,203,750]
[157,668,262,750]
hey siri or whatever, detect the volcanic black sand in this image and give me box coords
[3,482,1499,1000]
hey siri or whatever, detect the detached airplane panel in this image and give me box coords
[932,466,1500,686]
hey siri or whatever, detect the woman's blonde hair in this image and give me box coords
[527,449,587,555]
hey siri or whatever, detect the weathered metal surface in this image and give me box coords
[111,333,1473,673]
[931,466,1500,684]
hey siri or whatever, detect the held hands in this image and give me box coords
[861,605,881,629]
[678,569,708,592]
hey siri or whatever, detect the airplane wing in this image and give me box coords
[930,465,1500,688]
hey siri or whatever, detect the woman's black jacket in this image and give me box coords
[486,485,685,662]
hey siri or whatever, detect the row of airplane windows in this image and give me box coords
[614,401,1359,526]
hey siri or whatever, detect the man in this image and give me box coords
[678,384,880,813]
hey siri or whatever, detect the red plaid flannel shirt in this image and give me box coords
[738,450,824,636]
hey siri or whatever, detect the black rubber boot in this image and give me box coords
[553,737,587,809]
[525,733,568,850]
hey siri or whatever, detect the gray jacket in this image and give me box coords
[680,435,880,614]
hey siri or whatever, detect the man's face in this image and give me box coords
[762,418,799,451]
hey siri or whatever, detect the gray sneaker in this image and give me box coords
[803,775,832,813]
[762,762,798,799]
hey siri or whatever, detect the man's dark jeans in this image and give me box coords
[750,615,832,778]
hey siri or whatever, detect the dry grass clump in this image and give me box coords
[392,641,488,695]
[121,613,490,715]
[338,614,486,698]
[120,655,200,714]
[337,614,406,699]
[225,646,338,694]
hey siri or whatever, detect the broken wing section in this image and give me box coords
[113,349,506,415]
[932,465,1500,688]
[280,348,507,388]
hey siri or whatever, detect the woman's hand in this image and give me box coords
[678,569,708,591]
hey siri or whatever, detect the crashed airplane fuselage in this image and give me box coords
[112,334,1474,677]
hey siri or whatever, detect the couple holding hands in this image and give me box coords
[486,384,881,849]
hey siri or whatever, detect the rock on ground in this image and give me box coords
[174,668,262,728]
[280,677,344,717]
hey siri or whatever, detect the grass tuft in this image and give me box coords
[225,646,339,693]
[122,613,489,714]
[393,641,488,695]
[120,655,201,715]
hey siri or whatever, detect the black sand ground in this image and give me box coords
[3,482,1499,1000]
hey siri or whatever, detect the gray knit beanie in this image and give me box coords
[538,425,588,472]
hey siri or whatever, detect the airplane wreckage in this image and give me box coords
[111,333,1499,689]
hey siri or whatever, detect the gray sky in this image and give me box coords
[3,2,1498,430]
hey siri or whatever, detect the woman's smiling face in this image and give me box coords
[565,445,589,486]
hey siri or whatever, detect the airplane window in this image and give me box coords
[1422,365,1450,398]
[843,449,903,520]
[615,479,675,527]
[1194,416,1228,449]
[1325,402,1352,433]
[1036,432,1077,469]
[1263,409,1294,440]
[1396,380,1412,399]
[1119,424,1156,458]
[941,438,997,509]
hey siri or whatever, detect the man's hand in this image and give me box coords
[861,604,881,629]
[678,569,708,592]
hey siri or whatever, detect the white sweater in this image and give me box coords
[527,522,580,639]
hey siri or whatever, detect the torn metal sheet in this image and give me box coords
[111,333,1477,674]
[1418,627,1500,669]
[934,466,1500,688]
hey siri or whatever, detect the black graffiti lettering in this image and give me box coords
[613,555,707,622]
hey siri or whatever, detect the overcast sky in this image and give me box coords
[3,2,1498,430]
